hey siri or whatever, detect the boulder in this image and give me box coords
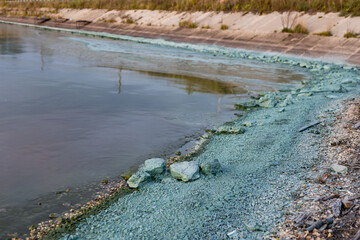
[170,161,200,182]
[127,171,150,188]
[330,164,348,175]
[142,158,166,176]
[215,126,245,134]
[200,159,222,176]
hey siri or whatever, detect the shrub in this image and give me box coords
[179,20,197,28]
[344,32,357,38]
[220,24,228,30]
[293,24,308,34]
[282,27,294,33]
[126,18,134,24]
[313,31,332,36]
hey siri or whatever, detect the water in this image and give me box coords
[0,23,307,238]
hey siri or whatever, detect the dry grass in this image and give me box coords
[179,20,197,28]
[313,30,333,36]
[1,0,360,16]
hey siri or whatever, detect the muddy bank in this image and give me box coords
[0,9,359,66]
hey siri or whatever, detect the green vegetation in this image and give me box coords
[1,0,360,16]
[220,24,229,30]
[293,24,308,34]
[179,20,197,28]
[313,31,333,36]
[201,25,210,29]
[344,31,357,38]
[282,24,308,34]
[282,27,294,33]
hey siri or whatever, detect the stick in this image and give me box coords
[298,121,321,132]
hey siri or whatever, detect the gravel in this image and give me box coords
[61,46,360,240]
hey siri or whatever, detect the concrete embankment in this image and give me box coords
[0,9,359,66]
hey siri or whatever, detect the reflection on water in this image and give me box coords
[0,28,24,55]
[136,70,247,95]
[0,23,308,238]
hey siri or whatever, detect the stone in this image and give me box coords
[127,171,150,188]
[244,223,266,232]
[121,166,138,180]
[215,126,245,134]
[234,101,259,110]
[141,158,166,176]
[323,65,331,71]
[241,121,253,127]
[170,161,200,182]
[330,164,348,174]
[227,230,238,238]
[258,94,279,108]
[200,159,222,176]
[278,94,294,107]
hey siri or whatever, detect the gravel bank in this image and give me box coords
[59,50,360,239]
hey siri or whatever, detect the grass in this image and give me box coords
[179,20,197,28]
[313,31,332,36]
[1,0,360,16]
[344,31,357,38]
[282,27,294,33]
[220,24,228,30]
[282,24,308,34]
[293,24,308,34]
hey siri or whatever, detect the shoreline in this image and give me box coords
[0,11,359,66]
[1,13,360,239]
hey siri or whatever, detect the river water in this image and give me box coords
[0,23,307,238]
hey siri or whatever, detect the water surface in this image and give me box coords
[0,23,307,238]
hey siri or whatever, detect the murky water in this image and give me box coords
[0,23,307,238]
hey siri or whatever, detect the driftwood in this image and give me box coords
[306,218,333,232]
[317,193,340,202]
[353,121,360,129]
[348,194,360,201]
[333,199,343,217]
[298,121,321,132]
[353,229,360,240]
[294,212,309,227]
[306,220,325,232]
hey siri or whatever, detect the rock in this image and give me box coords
[323,65,331,71]
[127,171,150,188]
[215,126,245,134]
[244,223,266,232]
[141,158,166,176]
[227,230,238,238]
[278,94,294,107]
[121,166,138,180]
[241,121,254,127]
[170,161,200,182]
[200,159,222,176]
[258,93,279,108]
[330,164,348,174]
[234,101,259,110]
[49,213,58,219]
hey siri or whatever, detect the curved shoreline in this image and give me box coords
[1,17,359,239]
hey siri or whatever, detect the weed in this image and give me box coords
[313,31,332,36]
[293,24,308,34]
[179,20,197,28]
[220,24,228,30]
[344,31,357,38]
[282,27,294,33]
